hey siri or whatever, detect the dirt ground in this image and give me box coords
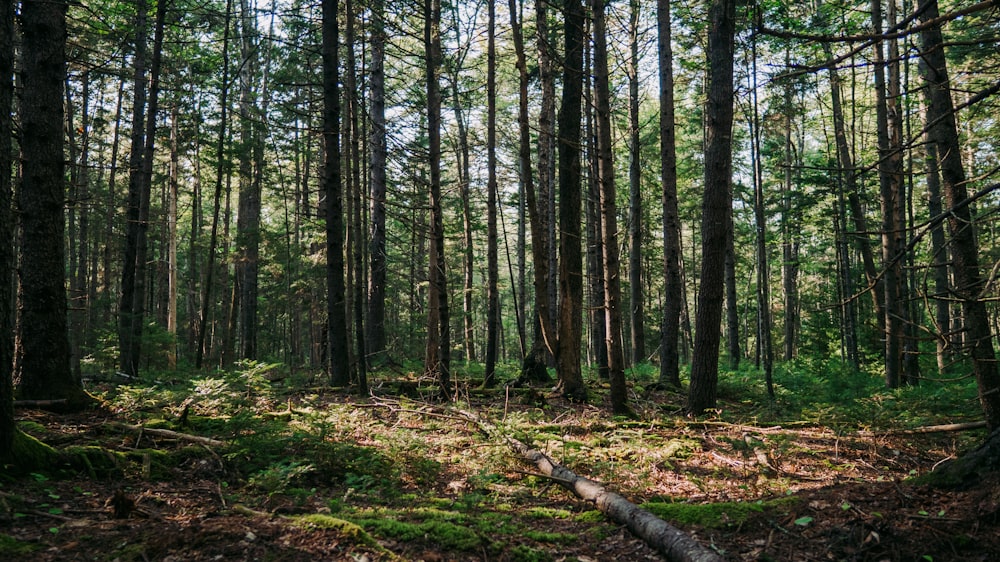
[3,394,1000,561]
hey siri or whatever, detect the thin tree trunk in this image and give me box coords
[345,0,367,394]
[196,0,233,369]
[508,0,552,384]
[366,0,387,365]
[235,0,262,361]
[0,0,15,459]
[537,0,558,368]
[689,0,736,415]
[657,0,683,388]
[555,0,587,402]
[749,33,773,398]
[484,0,499,388]
[919,0,1000,430]
[872,0,904,389]
[167,106,179,369]
[584,22,607,379]
[592,0,629,415]
[424,0,451,395]
[119,0,149,376]
[626,0,644,366]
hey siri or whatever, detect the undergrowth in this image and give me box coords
[13,356,988,560]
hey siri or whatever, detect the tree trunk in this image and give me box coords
[748,35,773,398]
[235,0,262,361]
[591,0,629,415]
[871,0,904,389]
[196,0,233,369]
[537,0,558,369]
[345,0,367,395]
[0,0,15,459]
[823,40,884,344]
[424,0,450,395]
[508,0,552,384]
[919,0,1000,430]
[366,0,387,365]
[167,106,179,370]
[15,0,88,406]
[484,0,499,388]
[585,57,608,380]
[322,0,350,387]
[555,0,587,402]
[626,0,644,366]
[657,0,683,389]
[688,0,736,415]
[118,0,149,377]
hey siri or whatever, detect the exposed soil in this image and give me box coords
[3,387,1000,561]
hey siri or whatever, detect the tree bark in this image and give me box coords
[345,0,367,395]
[688,0,737,415]
[537,0,558,369]
[366,0,387,365]
[15,0,89,406]
[592,0,629,415]
[235,0,262,361]
[919,0,1000,430]
[196,0,233,369]
[322,0,350,387]
[748,34,773,398]
[508,0,552,384]
[556,0,587,402]
[424,0,451,395]
[657,0,683,389]
[872,0,905,389]
[0,0,15,460]
[626,0,645,366]
[484,0,500,388]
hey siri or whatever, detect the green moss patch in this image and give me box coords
[641,497,797,528]
[0,533,39,557]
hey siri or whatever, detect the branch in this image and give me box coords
[112,422,226,448]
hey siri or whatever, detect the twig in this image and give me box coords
[111,422,226,447]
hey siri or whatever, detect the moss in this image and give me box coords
[61,445,125,478]
[0,533,38,557]
[524,507,573,519]
[572,510,605,523]
[355,517,485,551]
[641,497,797,529]
[5,430,58,474]
[509,544,554,562]
[522,530,576,544]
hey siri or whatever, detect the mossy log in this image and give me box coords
[456,409,723,562]
[4,430,59,473]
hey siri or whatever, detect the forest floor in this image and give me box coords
[2,363,1000,561]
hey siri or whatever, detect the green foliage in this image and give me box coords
[248,461,315,497]
[0,534,38,557]
[353,517,485,551]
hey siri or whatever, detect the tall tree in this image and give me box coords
[345,0,367,394]
[919,0,1000,429]
[872,0,904,389]
[235,0,263,360]
[657,0,683,388]
[322,0,351,386]
[555,0,587,402]
[424,0,451,394]
[0,0,15,458]
[626,0,645,365]
[366,0,387,365]
[592,0,629,414]
[16,0,89,406]
[119,0,167,377]
[483,0,500,387]
[196,0,233,369]
[537,0,558,368]
[509,0,552,383]
[688,0,737,415]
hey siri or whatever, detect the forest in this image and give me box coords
[2,0,1000,559]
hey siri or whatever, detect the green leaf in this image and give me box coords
[794,516,813,526]
[48,527,59,535]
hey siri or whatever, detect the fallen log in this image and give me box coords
[13,399,69,408]
[456,409,723,562]
[112,422,226,448]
